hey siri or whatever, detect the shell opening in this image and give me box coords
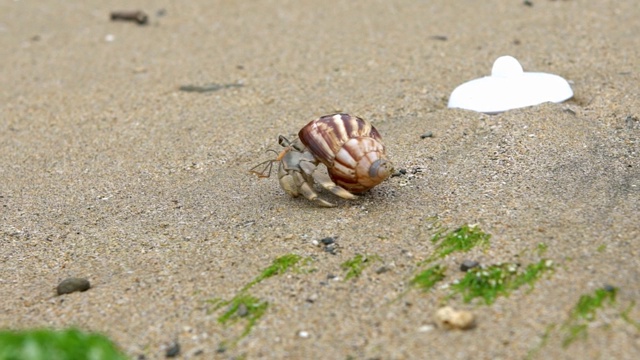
[369,159,393,182]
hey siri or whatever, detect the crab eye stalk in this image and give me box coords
[278,135,291,147]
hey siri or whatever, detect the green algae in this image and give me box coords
[450,259,554,305]
[341,254,381,280]
[410,264,447,291]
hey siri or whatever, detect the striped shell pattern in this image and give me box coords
[298,114,393,193]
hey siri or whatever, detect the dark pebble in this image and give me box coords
[460,260,480,272]
[324,244,338,255]
[391,169,407,178]
[57,277,91,295]
[110,10,149,25]
[192,349,204,356]
[166,341,180,358]
[603,284,617,292]
[237,303,248,317]
[420,132,433,139]
[320,237,335,245]
[625,115,638,128]
[376,266,390,274]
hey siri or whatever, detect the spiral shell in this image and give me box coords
[298,113,393,193]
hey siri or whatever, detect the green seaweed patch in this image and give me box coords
[242,254,310,291]
[537,242,548,255]
[217,294,269,339]
[451,259,554,305]
[206,253,311,347]
[561,286,617,347]
[427,224,490,262]
[0,328,127,360]
[410,264,447,291]
[528,287,640,355]
[341,254,381,280]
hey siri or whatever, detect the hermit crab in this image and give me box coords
[250,113,393,207]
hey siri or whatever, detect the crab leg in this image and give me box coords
[298,154,357,200]
[293,172,336,207]
[310,171,357,200]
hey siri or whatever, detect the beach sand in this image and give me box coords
[1,0,639,358]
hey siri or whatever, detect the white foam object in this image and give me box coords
[448,56,573,114]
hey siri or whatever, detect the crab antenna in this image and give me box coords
[249,159,276,178]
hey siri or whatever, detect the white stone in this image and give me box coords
[435,306,475,330]
[448,56,573,114]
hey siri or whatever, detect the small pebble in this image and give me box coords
[375,266,390,274]
[237,303,249,317]
[324,243,338,255]
[297,330,310,338]
[418,324,435,333]
[320,237,335,245]
[165,341,181,358]
[391,169,408,177]
[420,132,433,139]
[429,35,448,41]
[56,277,91,295]
[110,10,149,25]
[625,115,638,128]
[460,260,480,272]
[187,348,204,357]
[435,306,475,330]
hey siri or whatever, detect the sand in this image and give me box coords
[1,0,639,359]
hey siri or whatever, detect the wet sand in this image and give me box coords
[1,1,639,359]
